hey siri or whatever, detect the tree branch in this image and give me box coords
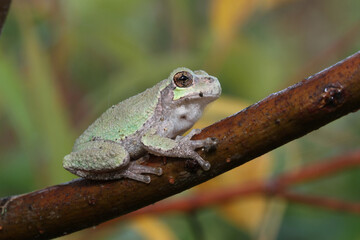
[0,0,11,37]
[128,150,360,217]
[1,51,360,239]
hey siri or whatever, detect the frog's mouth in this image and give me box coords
[185,89,221,100]
[174,92,220,105]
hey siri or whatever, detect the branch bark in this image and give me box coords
[0,0,11,37]
[1,51,360,239]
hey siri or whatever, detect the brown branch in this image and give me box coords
[274,150,360,187]
[133,189,360,218]
[129,183,265,216]
[276,191,360,214]
[131,187,360,217]
[0,0,11,36]
[128,150,360,217]
[1,51,360,239]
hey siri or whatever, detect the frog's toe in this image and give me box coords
[191,128,202,135]
[188,137,218,151]
[202,137,218,151]
[190,152,211,171]
[187,128,202,138]
[142,175,151,184]
[128,162,163,176]
[154,167,163,176]
[120,170,152,184]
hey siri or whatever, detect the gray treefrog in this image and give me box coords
[63,67,221,183]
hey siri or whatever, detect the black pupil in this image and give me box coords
[179,75,188,81]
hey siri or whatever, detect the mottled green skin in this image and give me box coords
[65,140,128,172]
[74,79,169,148]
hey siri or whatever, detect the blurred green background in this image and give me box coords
[1,0,360,239]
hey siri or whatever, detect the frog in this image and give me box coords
[63,67,221,183]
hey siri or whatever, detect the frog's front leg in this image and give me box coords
[63,140,162,183]
[141,128,217,170]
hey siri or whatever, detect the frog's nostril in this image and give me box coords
[205,77,214,82]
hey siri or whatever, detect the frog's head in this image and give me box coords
[160,68,221,136]
[169,67,221,103]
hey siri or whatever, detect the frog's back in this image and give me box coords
[75,79,169,145]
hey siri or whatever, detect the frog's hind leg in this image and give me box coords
[63,140,130,177]
[63,140,162,183]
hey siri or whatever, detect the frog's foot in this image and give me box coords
[142,128,218,171]
[173,129,217,170]
[64,140,162,183]
[120,162,163,184]
[114,170,152,184]
[182,129,218,151]
[128,161,163,176]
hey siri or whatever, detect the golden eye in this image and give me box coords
[173,71,193,88]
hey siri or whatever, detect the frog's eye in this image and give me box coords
[173,71,193,88]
